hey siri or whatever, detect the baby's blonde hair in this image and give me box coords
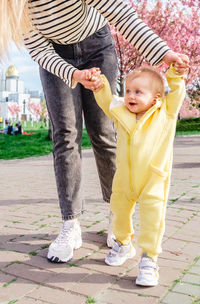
[126,66,165,98]
[0,0,32,58]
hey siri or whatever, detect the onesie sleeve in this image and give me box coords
[93,75,114,120]
[165,65,186,116]
[24,30,77,88]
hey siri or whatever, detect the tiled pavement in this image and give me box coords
[0,136,199,304]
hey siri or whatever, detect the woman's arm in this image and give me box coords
[24,30,77,88]
[85,0,189,68]
[85,0,170,65]
[24,0,189,89]
[24,30,102,90]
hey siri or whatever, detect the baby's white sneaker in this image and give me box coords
[105,240,136,266]
[136,255,159,286]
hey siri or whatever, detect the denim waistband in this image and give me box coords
[52,24,110,60]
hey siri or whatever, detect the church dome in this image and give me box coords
[5,65,19,78]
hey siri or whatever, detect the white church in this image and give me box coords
[0,65,41,125]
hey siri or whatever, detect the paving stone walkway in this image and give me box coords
[0,136,199,304]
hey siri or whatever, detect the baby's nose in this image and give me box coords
[130,93,135,99]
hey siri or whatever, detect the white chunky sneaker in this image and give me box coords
[107,212,115,248]
[47,220,82,263]
[136,256,159,286]
[105,241,136,266]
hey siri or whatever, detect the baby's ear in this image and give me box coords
[155,93,161,100]
[152,94,160,105]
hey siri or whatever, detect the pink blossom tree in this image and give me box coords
[28,100,48,125]
[28,102,41,121]
[110,0,200,98]
[7,102,21,121]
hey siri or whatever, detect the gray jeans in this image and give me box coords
[39,25,118,220]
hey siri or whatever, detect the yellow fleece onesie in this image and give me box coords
[94,66,186,261]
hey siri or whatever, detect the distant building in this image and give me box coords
[0,65,42,124]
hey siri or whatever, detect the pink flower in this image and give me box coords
[7,102,21,116]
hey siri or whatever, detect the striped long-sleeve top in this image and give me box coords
[24,0,170,87]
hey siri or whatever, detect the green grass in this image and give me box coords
[82,128,92,148]
[86,298,96,304]
[176,117,200,136]
[0,118,199,160]
[176,130,200,136]
[22,121,48,130]
[0,129,91,160]
[28,251,38,256]
[0,130,52,160]
[3,278,18,288]
[176,117,200,133]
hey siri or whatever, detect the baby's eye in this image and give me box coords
[135,90,141,94]
[126,89,131,94]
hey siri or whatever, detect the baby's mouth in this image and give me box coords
[129,102,136,106]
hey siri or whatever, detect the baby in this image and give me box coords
[92,64,188,286]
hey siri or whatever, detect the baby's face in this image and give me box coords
[124,75,156,117]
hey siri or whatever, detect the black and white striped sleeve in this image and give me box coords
[85,0,170,65]
[23,30,77,88]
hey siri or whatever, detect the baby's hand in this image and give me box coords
[173,53,189,79]
[73,67,103,91]
[89,68,103,92]
[174,63,189,80]
[89,67,100,80]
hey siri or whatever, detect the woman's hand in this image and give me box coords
[73,67,103,91]
[162,51,189,73]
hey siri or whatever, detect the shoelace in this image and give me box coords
[54,224,74,244]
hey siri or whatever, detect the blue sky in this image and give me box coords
[0,44,43,92]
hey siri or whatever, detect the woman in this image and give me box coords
[0,0,189,263]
